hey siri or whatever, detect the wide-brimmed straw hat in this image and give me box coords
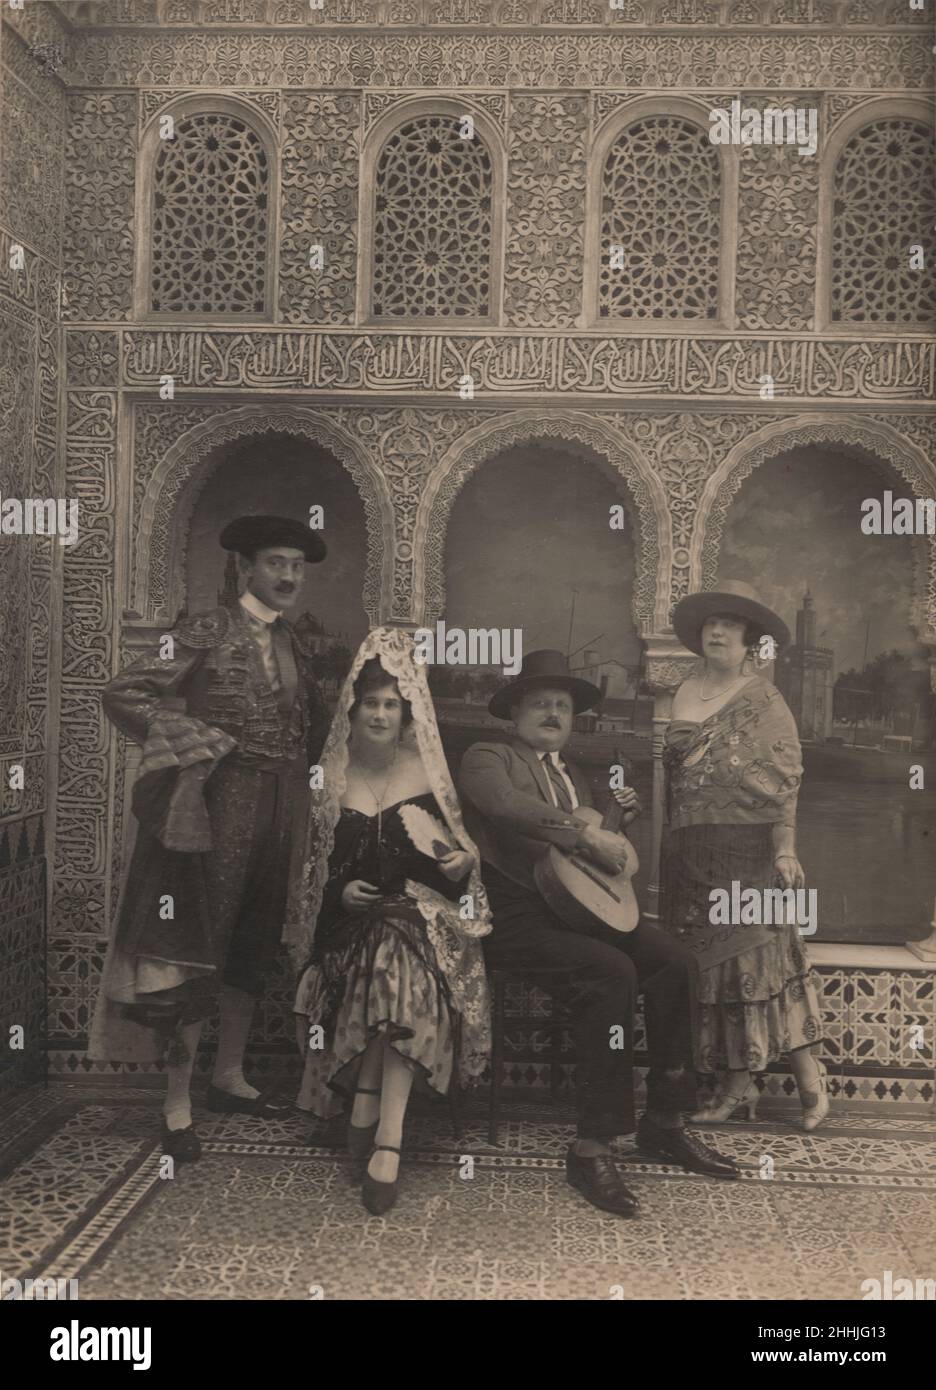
[488,649,602,720]
[672,580,790,656]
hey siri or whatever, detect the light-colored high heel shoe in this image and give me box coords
[798,1057,830,1133]
[691,1074,760,1123]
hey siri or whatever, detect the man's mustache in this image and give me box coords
[540,720,561,728]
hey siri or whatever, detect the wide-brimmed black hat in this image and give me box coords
[672,579,790,656]
[219,514,326,563]
[488,649,602,721]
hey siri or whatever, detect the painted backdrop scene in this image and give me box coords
[719,445,936,944]
[434,443,654,903]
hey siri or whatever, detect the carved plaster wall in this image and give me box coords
[4,0,933,1069]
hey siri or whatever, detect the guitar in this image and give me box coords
[533,781,640,935]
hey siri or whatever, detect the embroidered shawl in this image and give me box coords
[664,677,803,831]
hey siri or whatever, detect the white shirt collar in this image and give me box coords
[539,750,563,768]
[239,590,281,625]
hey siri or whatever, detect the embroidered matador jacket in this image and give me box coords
[89,600,330,1062]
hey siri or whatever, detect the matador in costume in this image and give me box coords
[89,515,331,1161]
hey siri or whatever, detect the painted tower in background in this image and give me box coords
[776,591,835,742]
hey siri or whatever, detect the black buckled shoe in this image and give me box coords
[635,1117,739,1179]
[565,1146,640,1218]
[204,1085,292,1117]
[361,1144,401,1217]
[159,1120,201,1164]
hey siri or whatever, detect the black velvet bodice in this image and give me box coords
[315,791,460,946]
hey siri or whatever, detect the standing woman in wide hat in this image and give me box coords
[661,581,828,1131]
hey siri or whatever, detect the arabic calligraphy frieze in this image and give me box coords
[117,330,935,401]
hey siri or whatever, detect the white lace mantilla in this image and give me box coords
[286,626,492,1081]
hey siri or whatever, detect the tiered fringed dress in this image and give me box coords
[295,791,462,1116]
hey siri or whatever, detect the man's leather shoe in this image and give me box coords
[204,1085,292,1117]
[159,1121,201,1163]
[635,1117,739,1179]
[565,1146,640,1217]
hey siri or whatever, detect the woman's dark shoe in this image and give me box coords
[635,1117,739,1179]
[361,1144,401,1216]
[348,1087,380,1182]
[205,1085,292,1117]
[565,1146,640,1218]
[159,1120,201,1163]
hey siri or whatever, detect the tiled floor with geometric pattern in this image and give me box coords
[2,1084,934,1300]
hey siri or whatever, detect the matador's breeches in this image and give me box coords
[116,755,302,1026]
[201,757,301,996]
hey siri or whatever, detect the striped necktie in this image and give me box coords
[541,752,574,812]
[245,611,281,690]
[244,611,297,712]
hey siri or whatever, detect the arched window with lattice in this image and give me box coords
[830,118,936,328]
[149,110,271,316]
[370,114,495,321]
[598,115,722,322]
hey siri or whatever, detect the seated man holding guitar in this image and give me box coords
[459,649,738,1218]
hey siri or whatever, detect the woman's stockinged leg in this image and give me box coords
[788,1042,830,1130]
[788,1042,820,1090]
[350,1032,384,1127]
[369,1036,414,1183]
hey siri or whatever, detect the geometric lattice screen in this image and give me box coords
[831,119,936,328]
[599,115,722,321]
[150,113,270,314]
[372,115,494,318]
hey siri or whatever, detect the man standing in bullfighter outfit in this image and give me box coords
[90,515,330,1162]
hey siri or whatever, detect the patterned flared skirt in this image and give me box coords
[294,899,457,1119]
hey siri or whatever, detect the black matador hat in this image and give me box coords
[219,514,326,564]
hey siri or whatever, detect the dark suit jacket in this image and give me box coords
[459,737,594,891]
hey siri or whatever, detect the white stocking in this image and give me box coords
[212,986,260,1099]
[164,1021,202,1130]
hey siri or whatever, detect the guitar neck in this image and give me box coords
[600,758,634,834]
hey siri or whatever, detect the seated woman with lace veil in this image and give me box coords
[661,581,829,1132]
[285,627,492,1215]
